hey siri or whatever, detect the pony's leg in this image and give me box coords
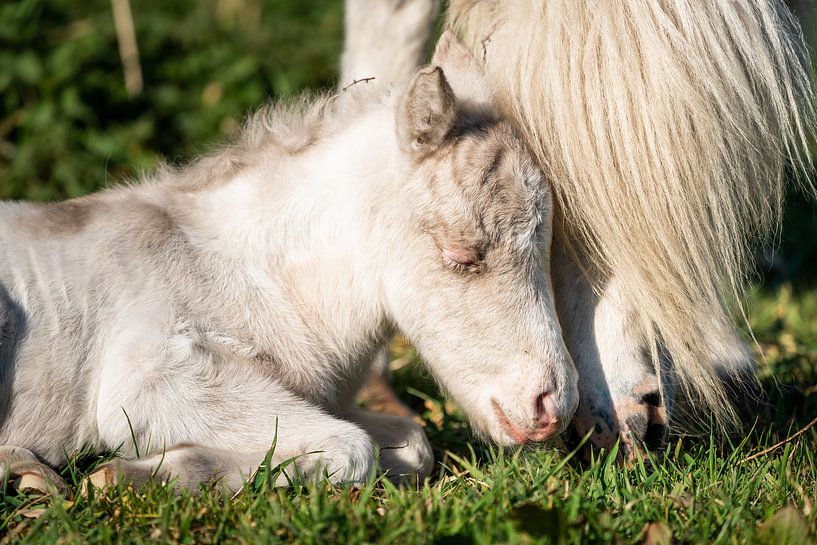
[342,0,438,419]
[0,446,67,496]
[684,319,760,423]
[556,244,759,456]
[590,274,674,457]
[341,0,439,88]
[345,408,434,482]
[704,322,755,389]
[343,0,435,421]
[553,246,671,458]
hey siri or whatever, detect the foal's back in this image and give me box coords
[0,192,190,460]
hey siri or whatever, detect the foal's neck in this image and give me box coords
[179,108,401,402]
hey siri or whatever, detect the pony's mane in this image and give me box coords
[144,83,388,192]
[451,0,816,428]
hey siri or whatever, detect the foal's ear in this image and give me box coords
[396,66,457,159]
[430,30,492,106]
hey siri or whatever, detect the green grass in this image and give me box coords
[1,286,815,544]
[1,1,816,543]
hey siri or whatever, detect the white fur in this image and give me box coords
[0,41,577,490]
[341,0,439,89]
[343,0,812,453]
[448,0,814,429]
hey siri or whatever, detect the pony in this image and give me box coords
[342,0,815,456]
[0,35,578,494]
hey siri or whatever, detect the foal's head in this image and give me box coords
[381,32,578,445]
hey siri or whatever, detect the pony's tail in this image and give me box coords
[450,0,816,427]
[341,0,439,89]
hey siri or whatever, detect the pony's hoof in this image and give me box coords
[571,376,668,462]
[614,394,668,461]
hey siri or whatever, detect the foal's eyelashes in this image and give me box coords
[442,247,482,272]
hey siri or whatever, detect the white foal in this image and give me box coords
[0,35,577,493]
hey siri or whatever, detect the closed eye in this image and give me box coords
[442,247,483,273]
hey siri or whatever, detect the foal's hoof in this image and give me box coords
[2,463,67,497]
[378,421,434,484]
[80,460,157,495]
[79,465,118,497]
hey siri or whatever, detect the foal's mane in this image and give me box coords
[146,83,388,193]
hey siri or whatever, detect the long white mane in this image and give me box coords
[144,86,383,193]
[450,0,816,424]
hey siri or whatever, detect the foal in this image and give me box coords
[0,39,577,493]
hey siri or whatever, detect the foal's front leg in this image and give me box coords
[92,407,436,492]
[93,383,378,492]
[357,348,417,418]
[0,446,67,496]
[345,408,434,483]
[92,327,378,491]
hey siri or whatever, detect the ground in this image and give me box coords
[1,1,816,543]
[1,286,815,544]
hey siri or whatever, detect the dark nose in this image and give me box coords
[533,391,557,427]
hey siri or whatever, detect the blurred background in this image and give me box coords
[0,0,342,201]
[0,0,815,433]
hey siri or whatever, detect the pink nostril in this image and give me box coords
[533,392,556,427]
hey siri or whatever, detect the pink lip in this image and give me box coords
[491,398,560,444]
